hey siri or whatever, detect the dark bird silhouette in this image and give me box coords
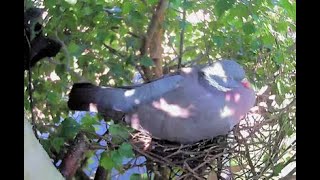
[24,8,62,70]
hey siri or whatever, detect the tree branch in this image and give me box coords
[59,132,90,179]
[178,0,186,70]
[140,0,169,80]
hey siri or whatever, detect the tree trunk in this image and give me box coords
[140,0,168,81]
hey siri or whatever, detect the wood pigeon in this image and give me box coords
[68,60,256,143]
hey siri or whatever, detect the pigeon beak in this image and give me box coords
[241,78,251,89]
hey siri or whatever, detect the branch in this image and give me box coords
[141,0,169,80]
[178,0,186,70]
[103,43,125,57]
[59,132,90,179]
[183,162,205,180]
[143,0,168,54]
[128,31,141,39]
[94,166,108,180]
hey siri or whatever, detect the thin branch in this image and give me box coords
[244,141,258,178]
[128,31,141,39]
[103,43,125,57]
[178,0,186,70]
[176,153,224,180]
[184,162,205,180]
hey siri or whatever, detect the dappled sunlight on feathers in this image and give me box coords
[152,98,193,118]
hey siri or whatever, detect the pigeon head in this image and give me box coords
[200,60,250,91]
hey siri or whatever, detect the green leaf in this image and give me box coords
[215,0,236,17]
[110,63,124,77]
[53,116,61,123]
[125,37,141,50]
[212,36,224,48]
[40,139,51,153]
[250,40,261,51]
[230,159,238,166]
[130,174,141,180]
[100,152,115,170]
[130,173,148,180]
[44,0,57,8]
[283,120,294,136]
[183,1,193,9]
[55,64,65,77]
[273,162,285,176]
[170,0,181,8]
[83,7,93,15]
[109,124,126,137]
[80,113,100,132]
[109,124,132,143]
[51,137,65,153]
[274,52,284,64]
[68,42,81,56]
[262,154,270,162]
[65,0,77,5]
[252,14,260,22]
[148,0,158,5]
[111,151,123,167]
[233,4,249,18]
[276,80,284,96]
[277,22,288,32]
[140,56,154,67]
[127,11,145,31]
[47,91,59,103]
[262,33,275,49]
[279,0,295,20]
[81,113,99,127]
[243,23,256,35]
[118,143,134,158]
[60,117,81,139]
[123,2,133,14]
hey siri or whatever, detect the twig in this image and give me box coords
[131,144,168,165]
[128,31,141,39]
[176,152,224,180]
[103,43,125,57]
[244,141,258,178]
[183,162,205,180]
[178,0,186,70]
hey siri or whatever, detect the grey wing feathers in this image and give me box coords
[123,74,184,111]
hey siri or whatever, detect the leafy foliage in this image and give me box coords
[100,143,134,171]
